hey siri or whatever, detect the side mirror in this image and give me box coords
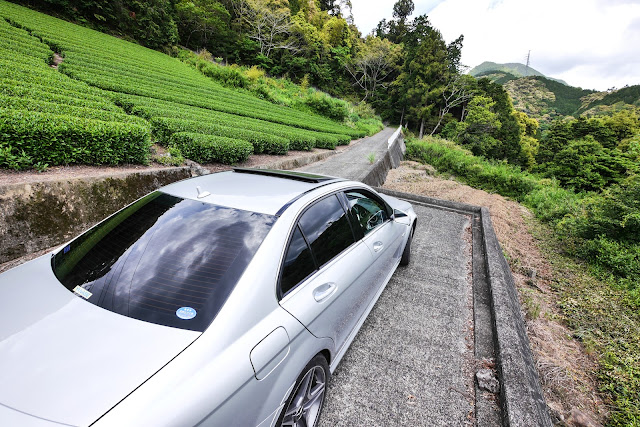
[393,209,408,219]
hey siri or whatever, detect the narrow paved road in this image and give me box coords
[300,127,397,180]
[298,131,481,425]
[318,205,475,426]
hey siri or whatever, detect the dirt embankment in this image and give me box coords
[383,161,605,427]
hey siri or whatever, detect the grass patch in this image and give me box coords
[530,221,640,426]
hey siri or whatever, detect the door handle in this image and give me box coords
[313,282,337,302]
[373,241,384,252]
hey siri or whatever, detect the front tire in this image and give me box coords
[278,354,329,427]
[400,225,414,266]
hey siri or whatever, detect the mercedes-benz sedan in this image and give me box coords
[0,168,417,427]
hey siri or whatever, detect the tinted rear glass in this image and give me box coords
[52,192,275,332]
[299,195,354,268]
[280,226,316,296]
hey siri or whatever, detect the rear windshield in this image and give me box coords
[52,192,276,332]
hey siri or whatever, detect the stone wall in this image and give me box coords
[0,167,191,264]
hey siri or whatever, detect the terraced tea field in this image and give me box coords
[0,0,363,167]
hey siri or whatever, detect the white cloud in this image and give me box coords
[351,0,445,35]
[350,0,640,90]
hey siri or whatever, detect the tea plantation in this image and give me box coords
[0,0,364,168]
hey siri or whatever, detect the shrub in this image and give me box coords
[0,95,147,125]
[308,132,338,150]
[563,175,640,243]
[169,132,252,164]
[150,117,289,154]
[245,65,265,81]
[154,146,185,166]
[406,137,537,200]
[0,108,150,166]
[302,92,350,121]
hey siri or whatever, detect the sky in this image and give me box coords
[349,0,640,91]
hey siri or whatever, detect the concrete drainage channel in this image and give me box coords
[0,127,552,425]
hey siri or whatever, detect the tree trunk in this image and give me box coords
[430,109,445,136]
[418,117,425,139]
[400,106,405,127]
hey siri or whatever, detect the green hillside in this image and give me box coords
[474,69,520,85]
[470,61,568,85]
[473,62,640,127]
[577,85,640,115]
[0,0,369,169]
[504,76,595,126]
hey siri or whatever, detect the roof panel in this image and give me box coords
[159,170,332,215]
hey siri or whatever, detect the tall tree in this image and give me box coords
[389,15,448,136]
[429,71,474,135]
[392,0,414,21]
[345,36,402,102]
[175,0,232,54]
[234,0,298,58]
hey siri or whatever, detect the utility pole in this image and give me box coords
[525,50,531,77]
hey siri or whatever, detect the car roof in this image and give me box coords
[159,169,344,216]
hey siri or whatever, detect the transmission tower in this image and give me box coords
[525,50,531,77]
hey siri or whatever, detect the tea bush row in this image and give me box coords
[168,133,252,165]
[116,95,321,151]
[151,117,289,155]
[0,109,151,167]
[0,95,147,126]
[0,1,360,137]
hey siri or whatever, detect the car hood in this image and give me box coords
[0,255,200,427]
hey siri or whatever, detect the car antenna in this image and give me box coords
[196,186,211,199]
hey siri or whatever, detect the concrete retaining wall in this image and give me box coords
[0,167,191,264]
[359,127,405,187]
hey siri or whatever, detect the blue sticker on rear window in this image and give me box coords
[63,245,71,254]
[176,307,197,320]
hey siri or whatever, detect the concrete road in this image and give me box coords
[318,205,476,426]
[301,127,397,180]
[299,129,501,426]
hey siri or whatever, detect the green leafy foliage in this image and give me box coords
[154,146,185,166]
[537,112,640,191]
[118,94,319,151]
[0,0,370,167]
[406,136,640,425]
[150,117,290,154]
[0,108,151,166]
[11,0,179,49]
[169,132,252,164]
[0,15,151,168]
[544,137,634,192]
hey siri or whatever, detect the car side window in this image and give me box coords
[281,226,316,296]
[344,190,389,236]
[298,194,355,268]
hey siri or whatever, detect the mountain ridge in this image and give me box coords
[469,61,568,86]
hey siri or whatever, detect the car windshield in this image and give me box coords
[52,192,276,332]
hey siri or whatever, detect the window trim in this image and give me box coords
[276,191,358,300]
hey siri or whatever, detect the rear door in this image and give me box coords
[278,193,374,351]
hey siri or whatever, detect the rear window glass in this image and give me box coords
[52,192,275,332]
[280,226,316,296]
[298,195,354,268]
